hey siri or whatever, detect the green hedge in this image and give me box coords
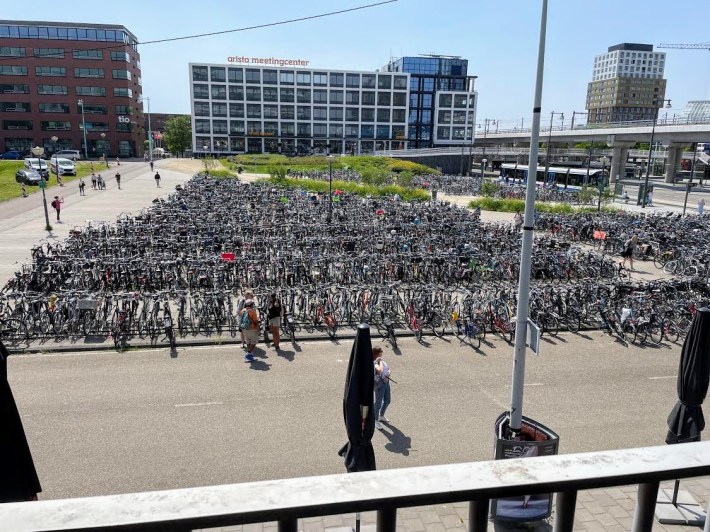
[467,197,619,214]
[222,154,438,176]
[257,177,430,201]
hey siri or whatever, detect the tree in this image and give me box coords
[163,116,192,157]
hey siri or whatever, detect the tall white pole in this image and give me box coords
[509,0,548,433]
[147,97,153,163]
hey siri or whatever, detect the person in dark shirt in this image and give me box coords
[266,293,284,350]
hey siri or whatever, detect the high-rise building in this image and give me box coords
[382,55,477,148]
[585,43,667,124]
[0,20,144,158]
[189,55,477,155]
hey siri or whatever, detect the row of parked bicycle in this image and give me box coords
[3,177,628,297]
[1,173,709,349]
[0,277,705,350]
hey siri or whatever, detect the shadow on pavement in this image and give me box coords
[493,520,551,531]
[381,422,413,456]
[248,359,271,371]
[277,348,295,361]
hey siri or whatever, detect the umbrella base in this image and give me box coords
[655,488,706,526]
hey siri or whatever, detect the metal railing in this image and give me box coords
[2,441,709,532]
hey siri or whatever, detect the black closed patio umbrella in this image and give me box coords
[667,307,710,445]
[0,340,42,503]
[338,324,376,473]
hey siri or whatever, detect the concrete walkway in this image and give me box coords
[0,159,197,285]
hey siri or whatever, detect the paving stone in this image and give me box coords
[423,523,446,532]
[581,501,606,515]
[321,515,344,528]
[604,487,628,500]
[572,507,594,522]
[606,504,629,519]
[439,513,463,529]
[243,523,263,532]
[401,518,426,532]
[434,505,458,516]
[418,511,442,525]
[591,492,618,507]
[616,498,636,510]
[302,520,324,532]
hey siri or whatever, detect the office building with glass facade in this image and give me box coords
[0,20,145,158]
[382,55,477,148]
[189,56,476,154]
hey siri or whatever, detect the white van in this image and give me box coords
[55,150,81,161]
[50,157,76,176]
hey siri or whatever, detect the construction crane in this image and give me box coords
[658,43,710,51]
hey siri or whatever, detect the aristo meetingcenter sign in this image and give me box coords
[227,56,310,67]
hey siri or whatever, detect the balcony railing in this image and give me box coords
[1,441,709,532]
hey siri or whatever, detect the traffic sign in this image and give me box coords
[527,318,541,356]
[39,180,46,189]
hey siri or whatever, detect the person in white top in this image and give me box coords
[373,347,391,430]
[698,198,705,215]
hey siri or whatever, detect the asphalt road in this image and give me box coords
[8,331,681,500]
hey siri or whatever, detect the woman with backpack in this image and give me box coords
[240,299,260,362]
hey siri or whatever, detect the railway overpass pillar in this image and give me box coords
[664,143,685,184]
[608,141,635,184]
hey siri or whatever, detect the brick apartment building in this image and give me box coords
[0,20,146,158]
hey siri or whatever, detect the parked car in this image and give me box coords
[15,169,43,186]
[50,157,76,176]
[24,158,50,178]
[55,150,81,161]
[0,151,21,160]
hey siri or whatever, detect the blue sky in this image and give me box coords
[5,0,708,126]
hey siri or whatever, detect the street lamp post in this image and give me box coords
[138,96,152,162]
[481,158,487,179]
[203,144,209,158]
[78,99,88,160]
[642,99,672,208]
[684,142,699,216]
[598,156,608,212]
[31,145,51,231]
[327,155,334,223]
[50,135,58,167]
[543,111,564,184]
[100,132,107,165]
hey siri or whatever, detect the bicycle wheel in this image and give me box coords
[413,321,422,342]
[648,322,663,344]
[326,316,337,339]
[566,313,580,333]
[466,323,481,349]
[546,315,560,337]
[0,319,28,344]
[389,328,398,349]
[178,315,188,338]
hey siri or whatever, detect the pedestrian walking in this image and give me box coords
[97,174,105,190]
[115,172,121,190]
[57,173,63,187]
[266,293,284,350]
[621,234,638,271]
[373,346,392,430]
[154,171,161,188]
[90,161,94,172]
[240,299,261,362]
[50,196,64,222]
[116,157,120,166]
[646,188,654,207]
[21,182,27,198]
[78,178,85,196]
[90,172,97,189]
[149,160,154,172]
[514,210,523,231]
[237,289,255,349]
[698,198,705,215]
